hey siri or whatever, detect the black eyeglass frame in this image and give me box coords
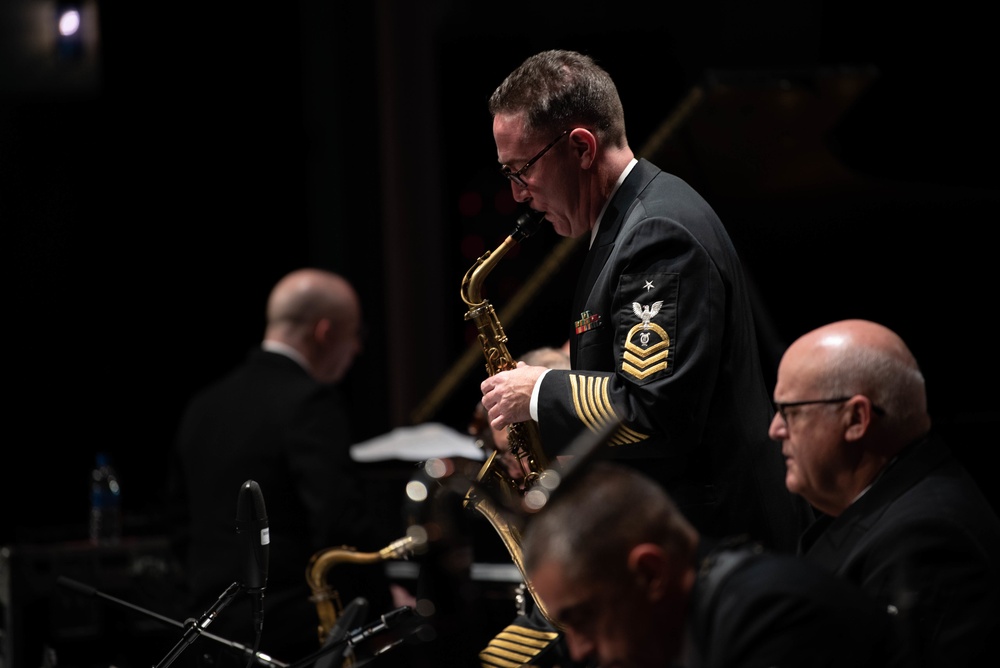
[773,396,886,423]
[500,129,570,187]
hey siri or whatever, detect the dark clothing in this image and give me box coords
[689,540,916,668]
[799,434,1000,668]
[537,159,811,551]
[167,348,395,666]
[482,539,915,668]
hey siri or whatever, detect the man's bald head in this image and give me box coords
[770,320,932,514]
[267,269,358,327]
[265,269,363,383]
[781,319,928,436]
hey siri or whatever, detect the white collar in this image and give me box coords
[591,157,638,249]
[261,340,310,373]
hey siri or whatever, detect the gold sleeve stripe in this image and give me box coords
[479,624,561,667]
[495,628,560,646]
[579,375,601,429]
[567,373,649,444]
[609,423,648,445]
[570,373,611,431]
[589,376,618,427]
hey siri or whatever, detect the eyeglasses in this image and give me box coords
[773,396,886,423]
[500,130,569,187]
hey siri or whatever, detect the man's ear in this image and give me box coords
[570,128,597,169]
[627,543,669,600]
[844,396,873,441]
[313,317,331,343]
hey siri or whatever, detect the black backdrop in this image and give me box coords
[3,0,998,544]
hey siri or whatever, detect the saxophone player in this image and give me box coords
[480,49,813,577]
[481,48,812,555]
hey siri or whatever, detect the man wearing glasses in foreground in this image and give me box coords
[770,318,1000,668]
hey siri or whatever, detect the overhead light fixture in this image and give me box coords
[56,3,83,60]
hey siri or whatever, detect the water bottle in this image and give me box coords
[89,452,122,544]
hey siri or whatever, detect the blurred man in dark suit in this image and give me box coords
[167,268,403,666]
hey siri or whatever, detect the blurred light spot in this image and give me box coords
[406,480,429,503]
[406,524,428,547]
[424,457,451,479]
[539,469,561,491]
[523,488,548,511]
[59,10,81,37]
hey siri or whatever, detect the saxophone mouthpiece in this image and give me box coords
[511,210,545,242]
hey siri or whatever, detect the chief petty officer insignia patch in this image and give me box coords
[619,273,677,382]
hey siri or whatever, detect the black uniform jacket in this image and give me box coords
[800,433,1000,668]
[536,158,810,550]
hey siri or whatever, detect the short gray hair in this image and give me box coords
[489,50,627,148]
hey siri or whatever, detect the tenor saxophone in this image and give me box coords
[460,210,554,624]
[305,535,417,647]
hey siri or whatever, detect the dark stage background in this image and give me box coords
[4,0,999,546]
[2,0,998,663]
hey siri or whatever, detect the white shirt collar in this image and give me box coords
[261,339,310,373]
[851,454,900,504]
[590,157,638,249]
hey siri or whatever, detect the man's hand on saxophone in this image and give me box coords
[470,402,527,488]
[480,361,548,432]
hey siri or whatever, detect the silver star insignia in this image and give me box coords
[643,280,654,292]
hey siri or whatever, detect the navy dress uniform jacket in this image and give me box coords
[535,158,810,551]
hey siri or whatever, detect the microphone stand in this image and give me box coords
[286,607,416,668]
[56,576,287,668]
[154,581,242,668]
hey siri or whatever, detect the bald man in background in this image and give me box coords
[770,319,1000,668]
[166,268,401,666]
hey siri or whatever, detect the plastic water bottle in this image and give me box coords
[89,452,122,544]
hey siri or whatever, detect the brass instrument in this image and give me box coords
[460,210,554,624]
[305,535,417,648]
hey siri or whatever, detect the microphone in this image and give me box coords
[345,606,416,648]
[315,597,369,668]
[286,604,415,668]
[236,479,269,634]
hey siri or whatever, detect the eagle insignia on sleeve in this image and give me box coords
[622,299,670,380]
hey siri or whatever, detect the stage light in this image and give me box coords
[58,7,80,36]
[55,3,83,60]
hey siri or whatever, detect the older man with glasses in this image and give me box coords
[770,318,1000,668]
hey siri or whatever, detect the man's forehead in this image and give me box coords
[532,560,602,624]
[532,560,577,601]
[494,115,531,159]
[776,349,823,395]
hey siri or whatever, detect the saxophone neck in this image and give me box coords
[379,535,418,560]
[461,243,510,308]
[460,211,544,308]
[306,537,418,648]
